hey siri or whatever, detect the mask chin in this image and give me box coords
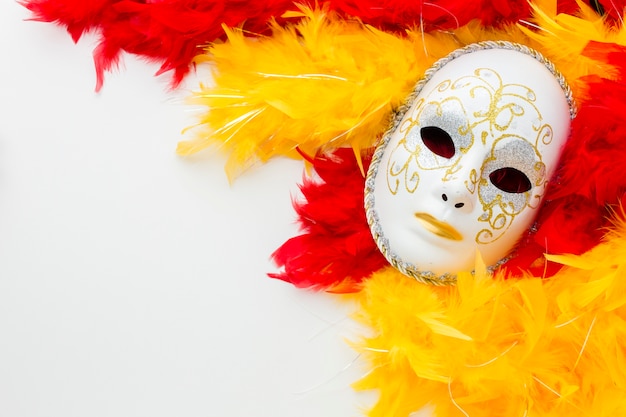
[365,41,575,285]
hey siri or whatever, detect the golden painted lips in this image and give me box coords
[414,212,463,241]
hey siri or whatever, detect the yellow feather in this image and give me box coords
[518,1,626,100]
[545,253,593,269]
[179,7,436,178]
[354,215,626,416]
[180,3,626,176]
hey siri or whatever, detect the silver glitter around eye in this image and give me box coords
[405,124,422,149]
[480,139,542,215]
[416,101,473,169]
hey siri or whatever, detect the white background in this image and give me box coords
[0,2,376,416]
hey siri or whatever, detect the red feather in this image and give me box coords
[325,0,535,31]
[21,0,585,89]
[551,42,626,206]
[20,0,116,42]
[503,195,607,277]
[596,0,626,22]
[21,0,297,90]
[270,148,388,292]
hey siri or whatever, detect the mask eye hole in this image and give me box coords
[420,126,455,159]
[489,168,532,193]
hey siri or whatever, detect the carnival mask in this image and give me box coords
[365,43,575,284]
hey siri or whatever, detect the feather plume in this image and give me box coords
[596,0,626,22]
[20,0,115,42]
[21,0,553,89]
[519,1,626,95]
[20,1,626,415]
[21,0,300,90]
[181,2,622,177]
[550,42,626,206]
[270,148,387,292]
[354,213,626,417]
[178,7,439,177]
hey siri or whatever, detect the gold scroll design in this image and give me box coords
[385,68,551,244]
[386,98,428,195]
[385,87,470,195]
[476,148,547,245]
[457,68,550,244]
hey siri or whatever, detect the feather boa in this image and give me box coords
[353,213,626,416]
[269,148,388,292]
[21,0,296,90]
[180,3,625,175]
[21,0,582,89]
[178,6,439,177]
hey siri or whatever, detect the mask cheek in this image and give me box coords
[475,203,542,267]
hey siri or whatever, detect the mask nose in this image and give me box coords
[441,191,473,213]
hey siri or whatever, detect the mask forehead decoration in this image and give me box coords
[365,41,576,284]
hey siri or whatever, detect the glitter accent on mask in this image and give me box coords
[476,138,546,244]
[385,98,474,196]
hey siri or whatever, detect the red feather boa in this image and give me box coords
[20,0,589,89]
[553,42,626,206]
[270,148,387,292]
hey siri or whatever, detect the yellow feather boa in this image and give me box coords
[353,213,626,416]
[179,2,626,178]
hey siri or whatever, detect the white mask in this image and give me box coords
[365,42,575,284]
